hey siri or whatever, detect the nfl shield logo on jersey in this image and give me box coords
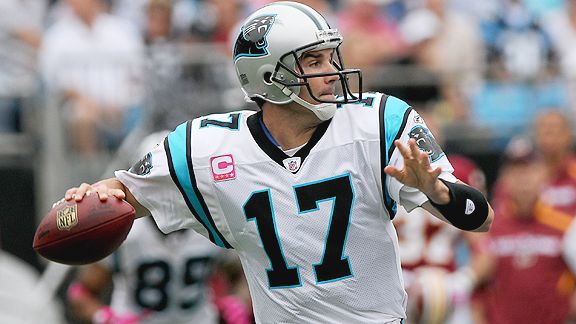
[211,154,236,181]
[282,157,301,173]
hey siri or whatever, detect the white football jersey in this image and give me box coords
[116,92,455,323]
[101,217,222,324]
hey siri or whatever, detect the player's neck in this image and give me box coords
[261,103,321,151]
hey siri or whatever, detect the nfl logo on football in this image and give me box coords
[57,205,78,231]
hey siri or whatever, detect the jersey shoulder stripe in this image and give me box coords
[383,96,413,162]
[379,95,413,218]
[164,121,232,248]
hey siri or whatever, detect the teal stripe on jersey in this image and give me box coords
[166,122,229,248]
[379,95,412,219]
[383,96,412,162]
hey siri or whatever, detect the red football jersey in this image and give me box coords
[481,200,575,324]
[394,154,485,271]
[540,157,576,216]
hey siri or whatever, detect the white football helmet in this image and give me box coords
[233,1,362,120]
[407,267,452,324]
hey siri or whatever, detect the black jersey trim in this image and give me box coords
[378,95,396,219]
[247,111,331,172]
[388,107,413,163]
[164,123,232,249]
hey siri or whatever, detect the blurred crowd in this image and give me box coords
[395,109,576,324]
[1,0,576,153]
[2,0,576,323]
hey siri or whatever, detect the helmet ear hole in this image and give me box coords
[263,72,273,85]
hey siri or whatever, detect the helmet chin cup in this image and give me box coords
[279,85,337,121]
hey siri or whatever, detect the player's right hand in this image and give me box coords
[65,181,126,202]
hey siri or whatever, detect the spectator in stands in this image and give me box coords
[400,0,486,123]
[471,139,576,323]
[39,0,145,154]
[482,0,553,81]
[540,0,576,114]
[0,0,46,133]
[541,0,576,80]
[144,0,173,44]
[142,0,186,126]
[337,0,408,70]
[534,110,576,216]
[186,0,245,46]
[468,0,569,140]
[112,0,204,41]
[246,0,334,19]
[138,0,240,135]
[400,0,486,86]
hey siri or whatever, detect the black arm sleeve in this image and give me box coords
[428,179,489,231]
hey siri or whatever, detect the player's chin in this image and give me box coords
[318,94,336,101]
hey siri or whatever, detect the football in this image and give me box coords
[33,193,136,265]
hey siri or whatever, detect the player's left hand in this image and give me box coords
[384,139,445,200]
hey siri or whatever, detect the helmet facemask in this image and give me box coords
[232,2,363,120]
[271,37,363,120]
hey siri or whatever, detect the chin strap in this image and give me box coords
[279,85,336,121]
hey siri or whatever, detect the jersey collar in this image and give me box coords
[247,111,331,172]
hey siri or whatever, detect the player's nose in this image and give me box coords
[323,67,339,84]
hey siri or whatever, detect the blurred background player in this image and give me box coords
[470,137,576,324]
[393,111,487,324]
[66,131,224,324]
[534,110,576,217]
[67,217,222,324]
[211,253,254,324]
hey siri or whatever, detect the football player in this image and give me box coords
[59,2,493,323]
[534,110,576,216]
[67,217,222,324]
[66,131,223,324]
[471,139,576,323]
[395,154,487,324]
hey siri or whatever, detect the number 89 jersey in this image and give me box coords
[116,93,455,323]
[102,218,222,324]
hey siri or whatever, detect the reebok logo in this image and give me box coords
[465,199,475,215]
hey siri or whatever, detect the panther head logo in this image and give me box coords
[409,126,445,162]
[130,152,153,176]
[233,15,276,61]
